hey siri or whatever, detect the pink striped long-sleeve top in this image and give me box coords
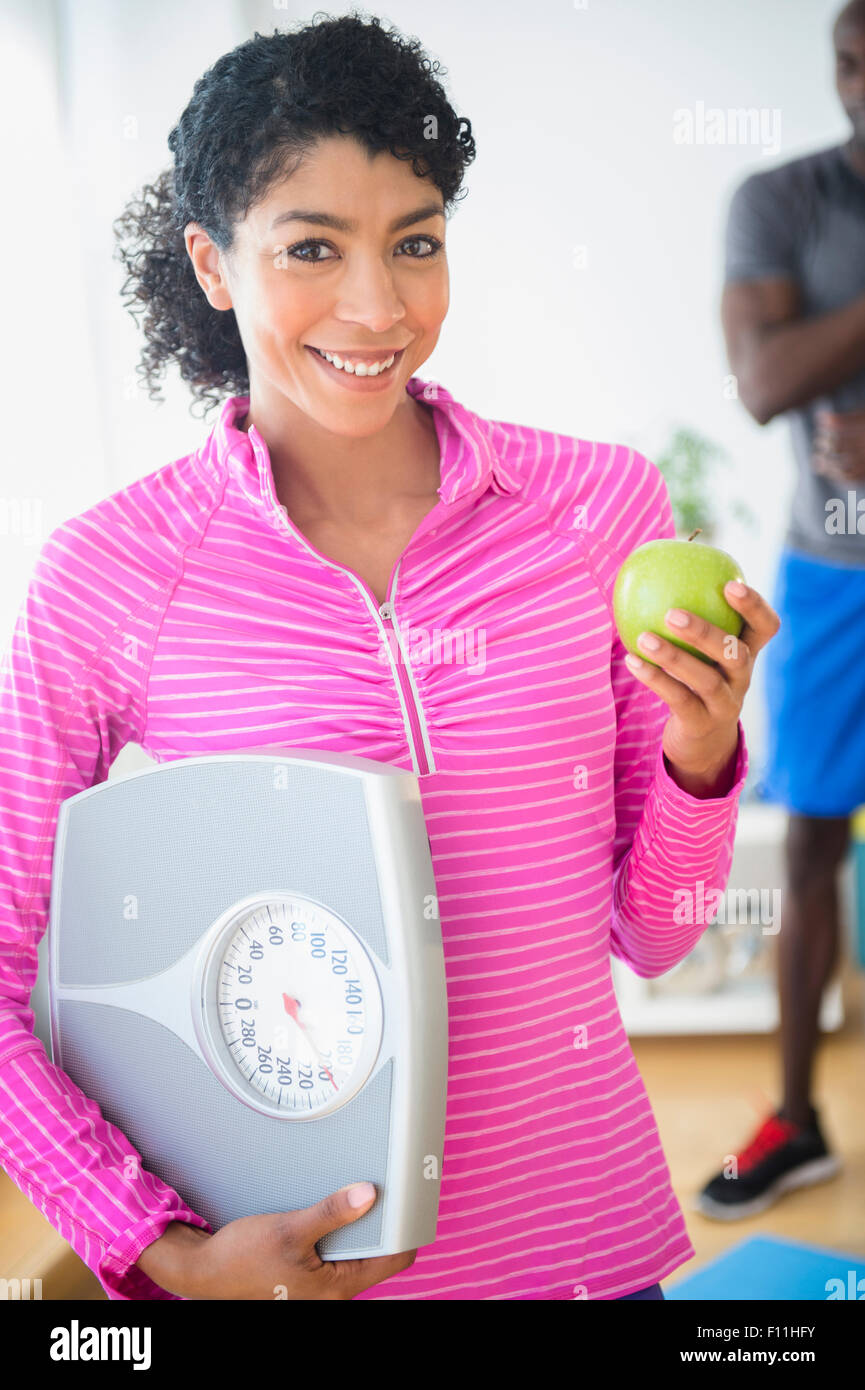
[0,376,748,1300]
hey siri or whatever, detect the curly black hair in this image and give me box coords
[112,10,476,419]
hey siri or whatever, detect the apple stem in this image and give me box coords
[687,528,702,542]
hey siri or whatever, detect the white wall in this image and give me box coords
[1,0,851,786]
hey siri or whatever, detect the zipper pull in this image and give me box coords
[378,601,393,621]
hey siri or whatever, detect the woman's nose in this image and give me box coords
[332,255,406,328]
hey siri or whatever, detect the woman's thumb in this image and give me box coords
[297,1182,378,1244]
[343,1182,377,1210]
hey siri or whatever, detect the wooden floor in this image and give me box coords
[3,963,863,1300]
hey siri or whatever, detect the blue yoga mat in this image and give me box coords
[665,1236,864,1300]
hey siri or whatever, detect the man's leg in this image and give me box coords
[777,812,851,1128]
[695,808,846,1218]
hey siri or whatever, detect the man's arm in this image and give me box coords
[721,278,865,426]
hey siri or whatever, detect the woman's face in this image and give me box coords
[187,134,449,436]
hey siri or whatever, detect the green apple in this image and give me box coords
[612,532,745,667]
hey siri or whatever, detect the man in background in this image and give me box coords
[698,0,865,1219]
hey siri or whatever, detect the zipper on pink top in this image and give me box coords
[376,564,434,775]
[269,499,437,777]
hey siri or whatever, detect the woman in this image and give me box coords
[0,14,779,1300]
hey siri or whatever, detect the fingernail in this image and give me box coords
[624,653,644,670]
[638,632,661,651]
[665,608,690,627]
[726,580,747,596]
[347,1182,376,1207]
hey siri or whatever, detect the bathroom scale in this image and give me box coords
[47,746,448,1260]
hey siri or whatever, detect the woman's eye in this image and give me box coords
[288,241,337,263]
[400,236,442,258]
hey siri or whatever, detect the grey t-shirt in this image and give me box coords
[724,141,865,566]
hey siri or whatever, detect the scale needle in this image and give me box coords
[282,993,338,1089]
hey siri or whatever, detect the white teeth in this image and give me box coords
[315,348,396,376]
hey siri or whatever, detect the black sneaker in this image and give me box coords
[694,1105,841,1220]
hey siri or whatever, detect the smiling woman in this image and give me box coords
[0,11,778,1307]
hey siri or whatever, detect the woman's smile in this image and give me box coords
[304,343,407,390]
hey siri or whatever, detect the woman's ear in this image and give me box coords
[184,222,234,311]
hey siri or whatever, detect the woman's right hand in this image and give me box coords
[136,1182,417,1300]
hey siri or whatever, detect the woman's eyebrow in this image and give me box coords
[268,202,446,233]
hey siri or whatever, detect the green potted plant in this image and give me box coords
[654,426,757,542]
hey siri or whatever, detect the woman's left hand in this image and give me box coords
[623,579,781,797]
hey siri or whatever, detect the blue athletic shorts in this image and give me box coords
[758,545,865,817]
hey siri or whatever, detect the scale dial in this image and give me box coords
[194,893,384,1120]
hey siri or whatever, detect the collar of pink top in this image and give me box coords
[213,376,525,523]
